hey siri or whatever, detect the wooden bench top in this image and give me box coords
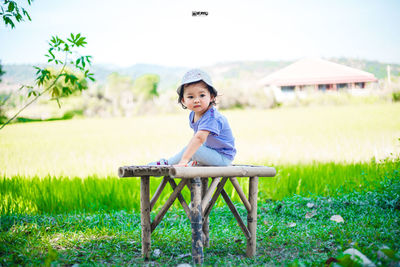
[118,165,276,178]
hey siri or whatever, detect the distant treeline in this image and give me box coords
[1,58,399,91]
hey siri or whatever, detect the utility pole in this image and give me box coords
[387,65,392,92]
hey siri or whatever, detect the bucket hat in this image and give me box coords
[177,69,218,96]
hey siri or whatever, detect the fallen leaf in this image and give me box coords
[306,202,315,208]
[153,249,161,258]
[305,212,316,219]
[343,248,375,266]
[177,254,191,259]
[330,215,344,223]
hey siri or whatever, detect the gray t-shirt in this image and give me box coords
[189,106,236,160]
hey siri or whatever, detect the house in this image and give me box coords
[260,58,378,102]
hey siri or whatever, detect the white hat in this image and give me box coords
[177,69,217,96]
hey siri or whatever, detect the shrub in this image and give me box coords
[392,91,400,102]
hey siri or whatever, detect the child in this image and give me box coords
[149,69,236,167]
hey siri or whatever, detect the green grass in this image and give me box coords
[1,159,398,215]
[1,103,399,177]
[1,168,399,266]
[1,103,400,265]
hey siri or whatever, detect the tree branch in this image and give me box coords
[0,57,68,130]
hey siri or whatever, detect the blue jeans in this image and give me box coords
[147,145,232,166]
[168,145,232,166]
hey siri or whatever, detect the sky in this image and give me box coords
[0,0,400,68]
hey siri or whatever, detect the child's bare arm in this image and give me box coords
[176,130,210,166]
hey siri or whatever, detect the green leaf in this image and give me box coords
[62,86,72,95]
[48,49,55,59]
[76,37,87,47]
[15,13,22,22]
[55,37,64,45]
[36,68,51,86]
[63,43,70,52]
[50,36,57,44]
[22,8,31,21]
[56,98,61,108]
[68,75,78,85]
[27,89,38,98]
[7,1,15,12]
[3,16,15,28]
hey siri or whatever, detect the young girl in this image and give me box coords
[149,69,236,167]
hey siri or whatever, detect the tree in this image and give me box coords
[0,1,96,130]
[0,60,5,82]
[0,33,95,130]
[41,66,89,101]
[1,0,33,29]
[0,0,32,84]
[133,74,160,100]
[106,72,135,96]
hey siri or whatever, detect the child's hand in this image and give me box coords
[174,160,189,167]
[173,163,188,167]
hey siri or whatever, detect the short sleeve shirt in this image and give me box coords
[189,106,236,160]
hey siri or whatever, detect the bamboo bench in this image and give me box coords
[118,165,276,264]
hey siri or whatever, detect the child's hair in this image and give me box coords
[178,81,217,109]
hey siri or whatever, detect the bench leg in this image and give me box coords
[246,176,258,257]
[201,178,210,247]
[190,177,204,264]
[140,176,151,259]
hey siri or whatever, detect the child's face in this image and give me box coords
[181,81,214,115]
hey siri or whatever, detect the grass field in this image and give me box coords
[1,103,400,265]
[1,103,399,178]
[1,159,399,215]
[0,103,399,213]
[1,174,399,266]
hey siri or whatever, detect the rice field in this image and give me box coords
[1,102,399,177]
[0,102,399,214]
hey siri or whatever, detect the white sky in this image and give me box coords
[1,0,399,67]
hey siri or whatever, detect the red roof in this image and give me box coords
[261,58,378,86]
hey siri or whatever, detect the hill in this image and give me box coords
[1,58,399,92]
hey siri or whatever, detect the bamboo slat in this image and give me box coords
[230,177,252,212]
[140,176,151,259]
[201,177,221,212]
[119,165,171,177]
[168,177,190,219]
[151,179,187,232]
[150,177,168,211]
[203,177,228,221]
[190,177,203,264]
[170,166,276,178]
[246,176,259,257]
[221,189,251,240]
[119,165,276,179]
[201,178,210,247]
